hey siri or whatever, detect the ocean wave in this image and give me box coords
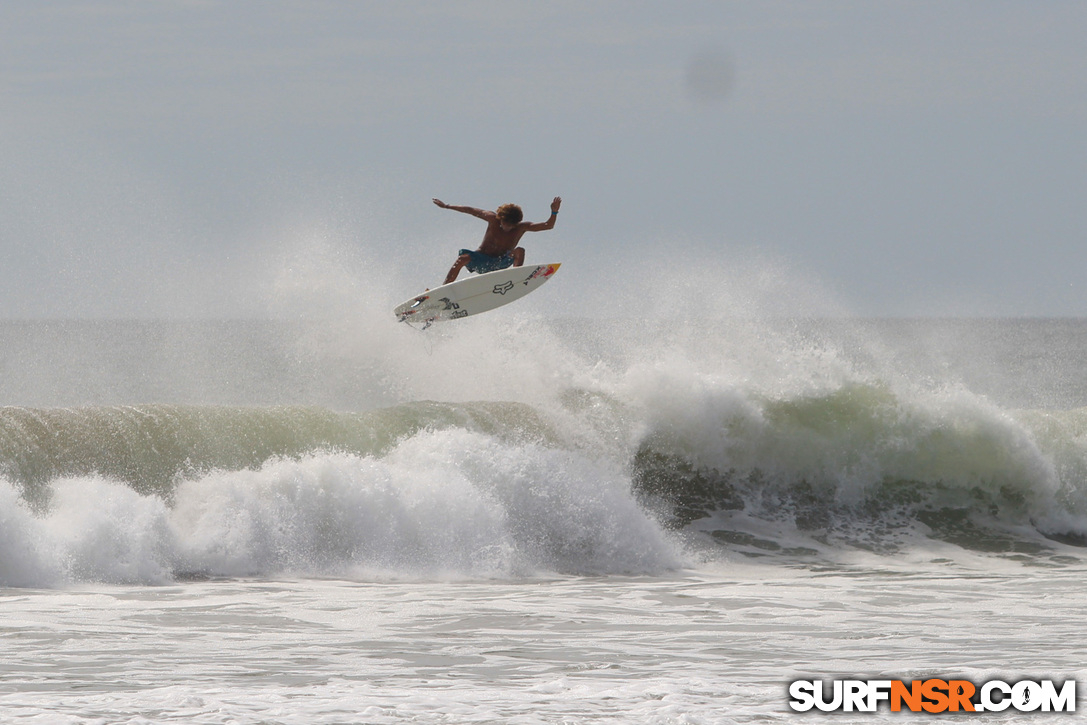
[5,371,1087,587]
[0,426,680,587]
[0,401,557,502]
[627,380,1087,557]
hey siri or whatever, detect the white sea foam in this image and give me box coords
[2,567,1084,724]
[0,429,681,587]
[0,480,61,587]
[170,428,681,579]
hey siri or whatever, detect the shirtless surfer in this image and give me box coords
[434,196,562,284]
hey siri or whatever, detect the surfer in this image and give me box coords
[434,196,562,284]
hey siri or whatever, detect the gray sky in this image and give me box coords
[2,1,1085,318]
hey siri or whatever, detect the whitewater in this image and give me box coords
[2,276,1087,721]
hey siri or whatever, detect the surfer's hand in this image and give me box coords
[433,198,448,209]
[550,197,562,213]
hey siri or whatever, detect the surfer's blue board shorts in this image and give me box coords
[460,249,515,274]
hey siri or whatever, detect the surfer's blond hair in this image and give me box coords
[496,204,523,225]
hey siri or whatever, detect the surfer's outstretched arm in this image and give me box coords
[523,196,562,232]
[432,199,490,220]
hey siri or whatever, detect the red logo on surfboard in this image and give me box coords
[526,264,559,281]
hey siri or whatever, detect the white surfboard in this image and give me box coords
[394,263,561,327]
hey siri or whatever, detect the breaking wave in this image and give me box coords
[5,313,1087,586]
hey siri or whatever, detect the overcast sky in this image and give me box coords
[1,1,1085,318]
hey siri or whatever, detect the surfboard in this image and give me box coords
[394,263,561,327]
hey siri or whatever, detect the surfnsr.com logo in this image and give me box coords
[788,679,1076,713]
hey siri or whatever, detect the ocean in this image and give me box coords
[1,315,1085,723]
